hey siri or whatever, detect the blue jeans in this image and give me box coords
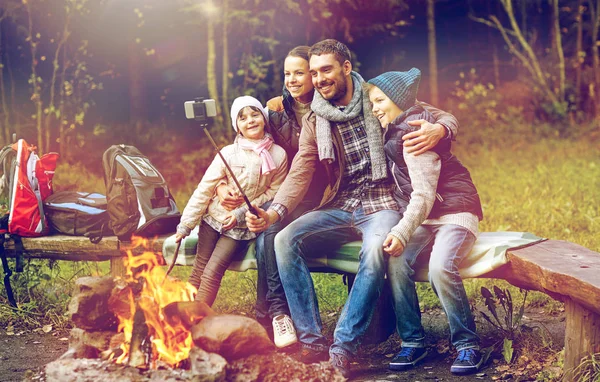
[274,206,400,357]
[388,224,479,351]
[255,200,315,324]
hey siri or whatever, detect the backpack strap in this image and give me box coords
[11,235,24,273]
[0,234,17,308]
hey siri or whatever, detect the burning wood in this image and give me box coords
[128,301,150,368]
[109,236,197,368]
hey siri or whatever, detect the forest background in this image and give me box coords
[0,0,598,374]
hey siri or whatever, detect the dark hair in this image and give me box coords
[237,105,263,120]
[308,39,351,66]
[287,45,310,62]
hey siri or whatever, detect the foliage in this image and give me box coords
[480,286,527,340]
[0,259,108,329]
[571,353,600,382]
[479,286,527,364]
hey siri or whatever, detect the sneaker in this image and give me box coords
[272,314,298,348]
[291,346,329,364]
[389,347,428,371]
[450,348,484,375]
[330,352,351,378]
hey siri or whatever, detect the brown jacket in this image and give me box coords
[271,101,459,215]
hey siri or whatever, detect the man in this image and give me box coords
[245,39,458,378]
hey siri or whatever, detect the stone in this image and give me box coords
[69,327,115,352]
[68,276,117,331]
[188,347,227,381]
[191,314,274,360]
[59,344,99,360]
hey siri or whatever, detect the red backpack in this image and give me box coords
[1,139,59,236]
[0,139,58,307]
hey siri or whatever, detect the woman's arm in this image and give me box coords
[388,149,441,246]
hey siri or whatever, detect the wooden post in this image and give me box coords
[110,257,127,278]
[563,298,600,379]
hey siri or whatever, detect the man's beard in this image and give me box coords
[318,76,347,102]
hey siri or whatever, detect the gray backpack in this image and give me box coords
[102,145,180,241]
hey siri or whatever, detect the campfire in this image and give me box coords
[42,236,346,382]
[110,236,198,368]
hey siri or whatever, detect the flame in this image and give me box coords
[112,236,197,367]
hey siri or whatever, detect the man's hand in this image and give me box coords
[245,205,278,233]
[222,213,237,230]
[402,120,446,155]
[175,233,184,244]
[383,234,404,257]
[216,183,244,211]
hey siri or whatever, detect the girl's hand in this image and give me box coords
[222,214,237,230]
[216,184,244,211]
[175,233,184,243]
[383,234,404,257]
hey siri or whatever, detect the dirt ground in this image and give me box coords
[0,307,565,382]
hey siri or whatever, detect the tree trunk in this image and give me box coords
[551,0,565,102]
[488,0,501,87]
[0,15,10,145]
[591,0,600,119]
[25,1,44,152]
[206,16,224,129]
[221,0,231,140]
[58,46,68,160]
[6,26,17,139]
[128,41,145,138]
[427,0,439,105]
[575,0,583,107]
[45,11,71,153]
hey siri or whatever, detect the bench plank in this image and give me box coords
[488,240,600,316]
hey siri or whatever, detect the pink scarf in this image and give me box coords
[237,135,277,175]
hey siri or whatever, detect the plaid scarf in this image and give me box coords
[311,71,387,182]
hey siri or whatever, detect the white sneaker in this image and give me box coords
[272,314,298,348]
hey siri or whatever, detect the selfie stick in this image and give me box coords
[202,127,258,216]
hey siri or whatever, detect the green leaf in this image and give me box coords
[502,338,513,363]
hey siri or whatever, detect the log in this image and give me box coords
[3,235,167,261]
[128,302,150,369]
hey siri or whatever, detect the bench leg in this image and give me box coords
[110,257,127,278]
[564,298,600,379]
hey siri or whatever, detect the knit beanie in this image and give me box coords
[367,68,421,111]
[230,96,269,132]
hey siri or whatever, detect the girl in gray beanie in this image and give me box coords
[365,69,485,376]
[175,96,288,315]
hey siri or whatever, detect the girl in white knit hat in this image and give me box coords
[175,96,288,314]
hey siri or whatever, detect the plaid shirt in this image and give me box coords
[329,114,397,214]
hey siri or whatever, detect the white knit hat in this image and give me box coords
[230,96,269,132]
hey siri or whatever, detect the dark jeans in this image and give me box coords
[255,200,315,325]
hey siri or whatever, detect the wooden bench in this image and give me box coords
[2,234,599,376]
